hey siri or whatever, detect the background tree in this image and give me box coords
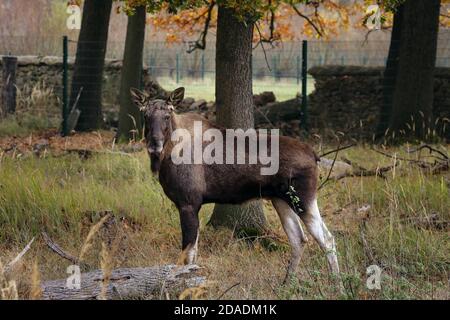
[118,5,147,141]
[387,0,441,140]
[70,0,113,131]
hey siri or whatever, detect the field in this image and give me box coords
[156,76,316,102]
[0,127,448,300]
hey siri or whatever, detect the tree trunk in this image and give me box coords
[117,6,146,141]
[376,5,403,139]
[70,0,113,132]
[388,0,441,140]
[208,6,267,236]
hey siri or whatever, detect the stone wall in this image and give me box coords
[308,66,450,140]
[0,56,120,109]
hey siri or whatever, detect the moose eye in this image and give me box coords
[164,114,171,121]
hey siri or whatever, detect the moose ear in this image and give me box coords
[130,88,148,111]
[168,87,185,106]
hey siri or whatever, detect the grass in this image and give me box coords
[0,82,448,300]
[157,76,316,102]
[0,136,448,300]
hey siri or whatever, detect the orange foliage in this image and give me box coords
[143,1,383,44]
[148,3,217,43]
[118,0,449,44]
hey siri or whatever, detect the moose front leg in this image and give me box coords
[177,204,200,265]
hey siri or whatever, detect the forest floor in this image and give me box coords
[0,129,449,300]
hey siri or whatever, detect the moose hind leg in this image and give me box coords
[300,198,340,275]
[177,204,200,265]
[272,198,307,283]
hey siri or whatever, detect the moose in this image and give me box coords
[131,87,340,283]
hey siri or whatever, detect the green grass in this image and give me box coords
[0,144,448,299]
[0,153,165,244]
[157,76,316,102]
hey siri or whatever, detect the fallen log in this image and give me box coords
[41,264,205,300]
[40,227,205,300]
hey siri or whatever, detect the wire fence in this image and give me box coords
[141,30,450,81]
[2,31,449,80]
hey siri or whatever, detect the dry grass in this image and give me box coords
[0,82,60,138]
[0,130,448,300]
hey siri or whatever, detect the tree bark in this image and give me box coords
[376,5,403,139]
[208,6,267,235]
[41,264,205,300]
[388,0,441,140]
[117,6,147,141]
[70,0,113,131]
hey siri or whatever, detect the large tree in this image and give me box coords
[117,5,147,141]
[387,0,441,140]
[207,5,267,235]
[70,0,113,131]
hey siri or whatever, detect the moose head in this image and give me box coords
[130,87,185,173]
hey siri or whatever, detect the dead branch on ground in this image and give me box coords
[373,144,449,174]
[41,232,92,270]
[318,143,399,189]
[3,237,35,273]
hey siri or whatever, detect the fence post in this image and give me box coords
[272,56,277,81]
[301,40,308,131]
[149,56,153,76]
[277,53,281,81]
[201,53,205,81]
[176,53,180,84]
[62,36,69,136]
[1,55,18,119]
